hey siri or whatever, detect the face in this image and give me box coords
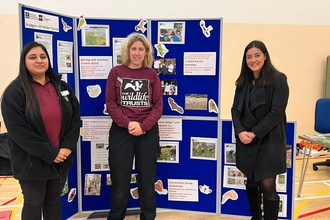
[128,41,146,69]
[245,47,266,75]
[25,46,49,78]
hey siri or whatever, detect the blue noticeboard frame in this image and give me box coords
[19,4,78,220]
[220,120,296,219]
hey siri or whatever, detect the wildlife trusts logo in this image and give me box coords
[121,78,150,107]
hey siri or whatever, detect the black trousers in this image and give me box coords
[107,123,159,220]
[19,166,68,220]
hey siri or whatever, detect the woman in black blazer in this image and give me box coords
[231,40,289,220]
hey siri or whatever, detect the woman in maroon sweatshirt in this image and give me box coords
[106,33,163,220]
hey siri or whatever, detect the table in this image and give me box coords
[297,134,330,197]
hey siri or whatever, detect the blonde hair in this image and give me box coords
[121,32,154,68]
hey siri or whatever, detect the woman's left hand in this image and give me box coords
[128,121,145,136]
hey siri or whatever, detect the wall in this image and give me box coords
[1,0,330,137]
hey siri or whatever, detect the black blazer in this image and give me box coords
[231,72,289,181]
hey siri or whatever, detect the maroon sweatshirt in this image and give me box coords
[105,65,163,132]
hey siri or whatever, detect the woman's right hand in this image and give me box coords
[238,131,254,145]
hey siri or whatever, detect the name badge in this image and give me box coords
[61,90,70,96]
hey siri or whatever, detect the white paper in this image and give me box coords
[112,38,126,66]
[184,52,216,76]
[168,179,198,201]
[57,40,73,73]
[82,118,112,141]
[222,165,246,189]
[79,56,112,79]
[34,32,53,66]
[91,141,109,171]
[24,10,59,32]
[158,118,182,140]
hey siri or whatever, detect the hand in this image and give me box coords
[128,121,145,136]
[238,131,254,145]
[54,148,72,163]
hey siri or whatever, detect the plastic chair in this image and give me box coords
[312,98,330,171]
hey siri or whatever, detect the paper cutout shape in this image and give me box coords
[61,18,72,32]
[154,43,169,58]
[0,210,11,220]
[130,187,139,199]
[77,15,87,31]
[86,84,102,98]
[103,103,109,115]
[135,19,148,33]
[200,20,213,38]
[168,97,184,114]
[208,99,219,113]
[155,179,168,195]
[67,188,76,202]
[199,184,213,195]
[221,189,238,204]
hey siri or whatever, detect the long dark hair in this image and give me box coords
[235,40,278,90]
[17,41,53,124]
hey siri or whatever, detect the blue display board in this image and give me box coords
[150,19,222,117]
[77,18,222,213]
[155,119,218,213]
[19,4,78,220]
[220,120,296,219]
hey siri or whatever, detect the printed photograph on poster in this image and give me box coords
[157,141,179,163]
[231,125,236,143]
[131,173,138,183]
[223,165,246,189]
[158,21,185,44]
[278,194,288,217]
[183,52,216,76]
[286,145,292,168]
[91,142,109,171]
[106,174,112,186]
[79,56,112,79]
[190,137,217,160]
[57,40,73,73]
[155,58,176,75]
[84,174,101,196]
[158,118,182,141]
[161,80,177,95]
[34,32,53,66]
[25,10,59,32]
[81,25,110,47]
[113,38,126,66]
[185,94,208,110]
[224,143,236,164]
[276,173,287,192]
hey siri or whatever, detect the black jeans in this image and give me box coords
[108,123,159,220]
[19,167,68,220]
